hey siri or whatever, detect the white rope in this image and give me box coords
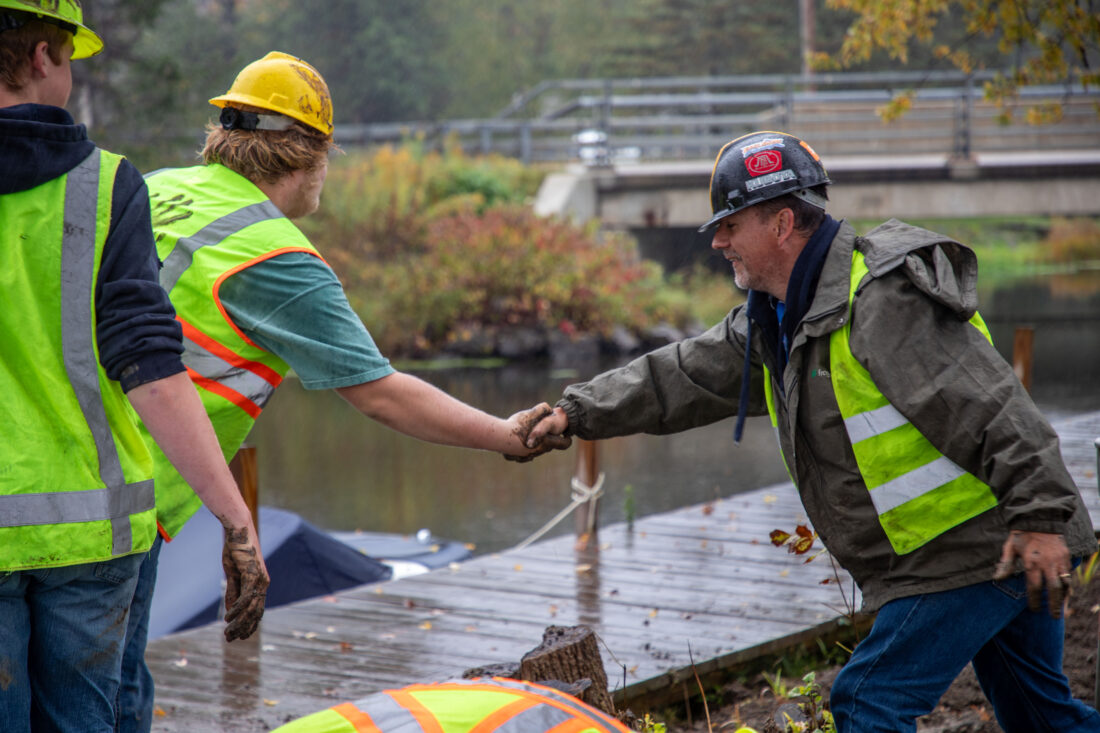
[512,472,605,551]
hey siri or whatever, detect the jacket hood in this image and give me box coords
[0,104,95,195]
[860,218,980,320]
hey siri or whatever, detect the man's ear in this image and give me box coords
[28,41,51,80]
[775,207,795,243]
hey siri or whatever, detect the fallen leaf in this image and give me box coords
[649,608,659,618]
[702,503,714,515]
[464,542,477,551]
[263,699,279,707]
[763,494,777,504]
[464,625,477,632]
[172,658,187,668]
[339,641,354,653]
[575,563,592,573]
[419,621,433,630]
[154,707,167,718]
[513,564,523,572]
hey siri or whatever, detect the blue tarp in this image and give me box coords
[150,506,393,639]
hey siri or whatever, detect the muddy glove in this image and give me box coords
[221,524,270,641]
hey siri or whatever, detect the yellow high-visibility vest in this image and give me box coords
[0,150,156,570]
[272,677,633,733]
[143,164,323,538]
[765,249,997,554]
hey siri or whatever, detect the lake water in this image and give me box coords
[246,269,1100,555]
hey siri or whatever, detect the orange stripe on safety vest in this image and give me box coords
[545,718,596,733]
[386,690,444,733]
[179,318,283,386]
[407,681,628,733]
[467,697,540,733]
[332,702,382,733]
[185,365,262,419]
[211,247,327,350]
[488,679,627,731]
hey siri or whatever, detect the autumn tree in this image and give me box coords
[816,0,1100,121]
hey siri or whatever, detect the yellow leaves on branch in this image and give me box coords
[821,0,1099,121]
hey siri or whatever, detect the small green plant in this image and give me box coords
[1076,551,1100,587]
[623,484,636,529]
[637,713,667,732]
[780,672,836,733]
[763,667,791,699]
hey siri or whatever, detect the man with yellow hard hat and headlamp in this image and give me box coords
[115,51,570,732]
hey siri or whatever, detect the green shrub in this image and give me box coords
[346,204,691,356]
[303,144,707,357]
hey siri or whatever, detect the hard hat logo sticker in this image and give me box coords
[745,151,782,177]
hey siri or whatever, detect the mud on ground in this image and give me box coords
[660,575,1099,732]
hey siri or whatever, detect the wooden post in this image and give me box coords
[228,444,259,538]
[1091,433,1100,708]
[574,440,599,546]
[1012,327,1034,393]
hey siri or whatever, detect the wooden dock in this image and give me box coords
[145,412,1100,732]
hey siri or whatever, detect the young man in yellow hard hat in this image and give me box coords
[0,2,269,731]
[116,51,569,732]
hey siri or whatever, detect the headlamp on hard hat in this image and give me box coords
[219,106,298,132]
[0,9,75,35]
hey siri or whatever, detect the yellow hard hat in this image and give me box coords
[0,0,103,59]
[209,51,333,136]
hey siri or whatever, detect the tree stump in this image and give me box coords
[518,625,614,715]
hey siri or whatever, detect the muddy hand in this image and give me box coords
[221,526,270,641]
[504,403,571,463]
[994,529,1072,618]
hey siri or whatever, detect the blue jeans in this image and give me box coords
[0,552,146,733]
[831,572,1100,732]
[116,535,162,733]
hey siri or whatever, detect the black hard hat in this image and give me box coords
[698,131,831,233]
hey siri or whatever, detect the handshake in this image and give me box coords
[504,403,573,462]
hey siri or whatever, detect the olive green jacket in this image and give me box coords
[559,218,1096,611]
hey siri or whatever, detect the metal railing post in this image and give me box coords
[520,123,532,164]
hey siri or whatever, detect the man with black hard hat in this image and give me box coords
[523,130,1099,732]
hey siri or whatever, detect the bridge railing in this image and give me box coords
[334,70,1100,164]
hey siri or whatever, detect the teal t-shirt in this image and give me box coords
[218,252,394,390]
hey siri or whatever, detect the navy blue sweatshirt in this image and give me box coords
[1,103,183,391]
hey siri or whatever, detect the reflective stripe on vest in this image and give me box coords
[272,678,631,733]
[180,322,281,419]
[160,199,283,293]
[0,150,155,561]
[830,249,997,554]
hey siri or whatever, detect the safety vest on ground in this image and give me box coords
[765,248,998,555]
[143,164,323,538]
[271,677,633,733]
[0,149,156,570]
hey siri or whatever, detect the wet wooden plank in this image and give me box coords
[145,412,1100,732]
